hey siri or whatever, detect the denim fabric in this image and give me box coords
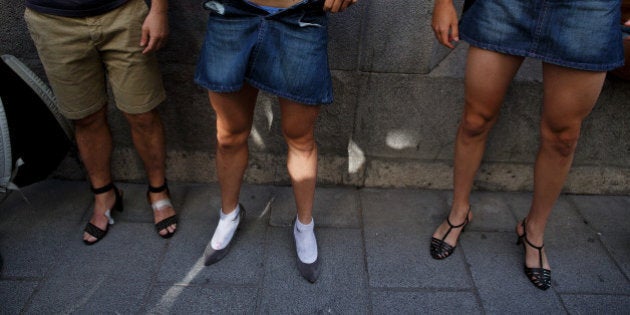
[194,0,332,105]
[460,0,624,71]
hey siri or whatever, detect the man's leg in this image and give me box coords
[279,98,321,282]
[77,106,117,243]
[123,108,176,236]
[204,84,258,260]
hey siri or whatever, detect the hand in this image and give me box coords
[140,9,169,54]
[323,0,357,13]
[432,0,459,49]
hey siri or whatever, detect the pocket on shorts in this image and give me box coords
[297,11,326,28]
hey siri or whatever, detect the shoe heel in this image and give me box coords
[114,188,124,213]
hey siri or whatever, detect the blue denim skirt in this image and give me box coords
[460,0,624,71]
[194,0,332,105]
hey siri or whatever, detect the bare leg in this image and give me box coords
[124,108,176,236]
[517,63,606,271]
[77,106,117,243]
[278,98,321,224]
[432,47,524,253]
[209,84,258,214]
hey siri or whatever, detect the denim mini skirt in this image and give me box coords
[460,0,624,71]
[194,0,332,105]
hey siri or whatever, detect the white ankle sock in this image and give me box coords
[210,204,241,250]
[294,217,318,264]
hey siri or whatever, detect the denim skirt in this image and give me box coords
[460,0,624,71]
[194,0,332,105]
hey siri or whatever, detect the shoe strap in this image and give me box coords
[148,180,168,194]
[442,207,471,241]
[91,182,115,195]
[523,235,544,268]
[521,218,545,269]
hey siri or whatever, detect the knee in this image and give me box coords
[459,110,495,138]
[540,125,580,158]
[216,129,250,152]
[282,128,316,152]
[126,110,161,132]
[74,107,107,129]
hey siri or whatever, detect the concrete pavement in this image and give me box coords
[1,179,629,314]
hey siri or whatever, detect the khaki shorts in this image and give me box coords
[24,0,166,120]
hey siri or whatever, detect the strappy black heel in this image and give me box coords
[147,180,178,239]
[430,207,471,259]
[516,219,551,290]
[83,182,123,245]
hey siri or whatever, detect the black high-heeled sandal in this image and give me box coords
[430,207,471,259]
[148,180,178,239]
[516,219,551,290]
[83,182,123,245]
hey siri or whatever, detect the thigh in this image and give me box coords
[279,98,321,140]
[23,9,107,120]
[210,84,259,136]
[99,0,166,114]
[541,63,606,129]
[464,46,524,119]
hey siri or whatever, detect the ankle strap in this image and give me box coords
[148,179,168,193]
[91,182,115,195]
[446,206,471,228]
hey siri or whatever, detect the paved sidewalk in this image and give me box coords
[1,179,629,314]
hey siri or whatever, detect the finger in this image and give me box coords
[437,28,454,49]
[330,0,343,12]
[450,23,460,42]
[625,19,630,26]
[140,27,149,47]
[323,0,333,11]
[340,0,352,11]
[143,36,158,54]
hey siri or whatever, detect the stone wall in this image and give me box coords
[2,0,629,194]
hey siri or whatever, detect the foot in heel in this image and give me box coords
[430,206,472,259]
[516,219,551,290]
[204,204,245,265]
[147,180,178,239]
[293,217,321,283]
[83,183,123,245]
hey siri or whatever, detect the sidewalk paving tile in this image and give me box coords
[569,195,630,234]
[0,280,38,314]
[0,219,76,278]
[362,189,473,289]
[23,222,164,314]
[550,228,630,294]
[1,179,90,223]
[452,191,517,232]
[269,186,361,228]
[371,291,482,315]
[258,227,368,314]
[508,194,587,231]
[598,233,630,279]
[561,294,630,315]
[143,285,258,314]
[460,232,565,313]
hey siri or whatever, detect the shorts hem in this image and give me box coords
[461,34,624,72]
[116,92,166,115]
[195,78,333,106]
[245,79,332,106]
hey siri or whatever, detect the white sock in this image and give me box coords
[210,204,241,250]
[294,217,318,264]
